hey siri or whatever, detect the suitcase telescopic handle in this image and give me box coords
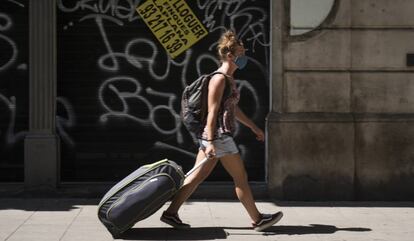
[184,157,210,178]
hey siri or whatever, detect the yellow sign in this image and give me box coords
[136,0,208,59]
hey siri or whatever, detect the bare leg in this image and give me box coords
[220,153,261,223]
[165,150,218,214]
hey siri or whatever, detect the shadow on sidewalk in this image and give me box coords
[120,227,228,240]
[272,201,414,208]
[0,198,99,211]
[223,224,371,236]
[119,224,371,240]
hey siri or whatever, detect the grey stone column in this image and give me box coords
[269,0,285,113]
[266,0,286,199]
[24,0,60,192]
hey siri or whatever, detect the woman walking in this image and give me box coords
[161,30,283,232]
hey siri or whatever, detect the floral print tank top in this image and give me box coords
[199,76,240,140]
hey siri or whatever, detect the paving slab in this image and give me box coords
[0,199,413,241]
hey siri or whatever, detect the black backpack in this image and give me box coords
[180,72,230,135]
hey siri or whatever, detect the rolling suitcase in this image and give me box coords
[97,157,209,238]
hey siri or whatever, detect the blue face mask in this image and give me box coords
[234,55,248,69]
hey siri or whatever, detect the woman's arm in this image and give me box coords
[235,105,265,141]
[202,74,226,158]
[205,74,226,141]
[235,105,257,130]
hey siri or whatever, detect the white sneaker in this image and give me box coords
[252,211,283,232]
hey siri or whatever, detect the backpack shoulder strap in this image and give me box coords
[208,71,231,97]
[208,72,231,88]
[209,71,230,80]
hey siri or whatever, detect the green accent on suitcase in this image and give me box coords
[142,159,168,169]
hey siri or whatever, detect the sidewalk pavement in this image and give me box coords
[0,199,413,241]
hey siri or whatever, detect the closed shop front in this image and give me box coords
[0,0,271,186]
[56,0,270,182]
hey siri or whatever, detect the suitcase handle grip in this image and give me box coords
[185,157,210,178]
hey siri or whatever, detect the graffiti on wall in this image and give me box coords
[0,2,77,148]
[0,0,27,181]
[57,0,270,181]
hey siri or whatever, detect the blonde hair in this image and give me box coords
[217,30,242,61]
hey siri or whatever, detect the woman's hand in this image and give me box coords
[204,143,216,159]
[251,126,265,142]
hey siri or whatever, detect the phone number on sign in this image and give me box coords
[137,0,207,57]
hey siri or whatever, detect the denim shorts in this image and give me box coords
[198,135,239,158]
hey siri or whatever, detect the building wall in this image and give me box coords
[268,0,414,200]
[0,1,271,186]
[2,0,413,200]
